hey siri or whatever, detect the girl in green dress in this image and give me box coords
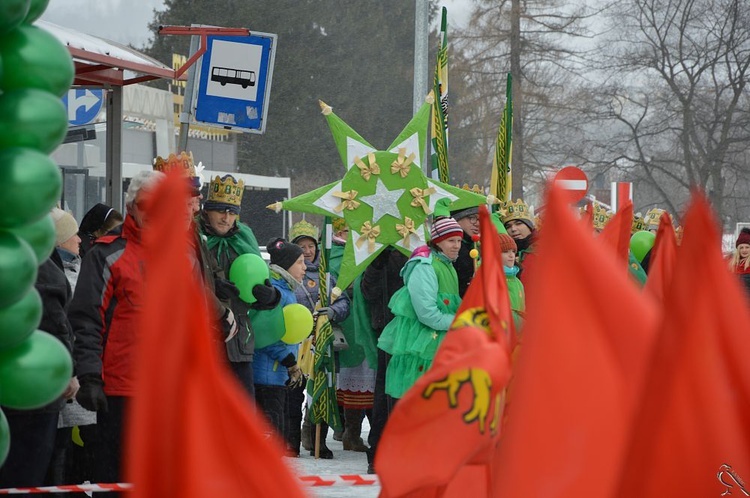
[377,217,464,399]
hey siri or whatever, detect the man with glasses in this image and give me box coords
[450,207,480,297]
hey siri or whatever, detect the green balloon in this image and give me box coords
[0,330,72,409]
[229,253,269,304]
[630,230,656,263]
[6,214,56,263]
[0,25,74,97]
[0,287,41,349]
[0,231,37,308]
[249,307,285,349]
[0,148,61,227]
[22,0,49,24]
[0,88,68,154]
[0,0,30,34]
[0,409,9,467]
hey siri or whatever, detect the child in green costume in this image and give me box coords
[377,217,464,399]
[498,232,526,331]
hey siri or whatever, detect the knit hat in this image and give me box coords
[737,228,750,247]
[450,206,479,221]
[498,233,517,252]
[267,237,304,270]
[51,208,79,246]
[79,203,117,235]
[430,217,464,244]
[290,220,319,244]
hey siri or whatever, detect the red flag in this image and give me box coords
[642,212,677,304]
[453,205,515,346]
[376,326,511,498]
[598,200,633,266]
[376,205,513,497]
[126,173,306,498]
[617,192,750,496]
[493,186,657,498]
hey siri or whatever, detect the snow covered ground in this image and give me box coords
[285,420,380,498]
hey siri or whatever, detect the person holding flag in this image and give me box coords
[377,217,464,399]
[290,220,350,459]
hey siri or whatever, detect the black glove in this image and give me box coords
[251,279,281,310]
[214,278,241,301]
[280,352,297,368]
[314,307,335,322]
[76,374,108,412]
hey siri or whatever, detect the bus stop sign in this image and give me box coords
[194,31,277,134]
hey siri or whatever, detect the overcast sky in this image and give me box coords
[40,0,472,50]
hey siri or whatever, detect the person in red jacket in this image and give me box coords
[69,170,236,485]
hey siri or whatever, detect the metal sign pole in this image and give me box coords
[178,33,201,152]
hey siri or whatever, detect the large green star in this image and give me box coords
[269,98,486,292]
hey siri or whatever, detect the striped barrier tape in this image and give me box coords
[0,475,380,494]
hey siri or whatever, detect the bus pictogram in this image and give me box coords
[211,67,256,88]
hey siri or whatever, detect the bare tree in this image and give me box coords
[591,0,750,225]
[449,0,596,200]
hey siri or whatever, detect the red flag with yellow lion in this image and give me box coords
[376,206,513,498]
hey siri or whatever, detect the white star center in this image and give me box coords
[359,179,406,224]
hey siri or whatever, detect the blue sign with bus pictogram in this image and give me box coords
[194,31,277,134]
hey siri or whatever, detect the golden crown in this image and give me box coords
[290,219,319,241]
[500,199,534,226]
[207,175,244,208]
[457,183,485,195]
[332,217,347,232]
[591,202,613,230]
[153,151,196,177]
[645,208,672,228]
[632,213,647,234]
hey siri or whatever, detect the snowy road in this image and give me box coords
[286,423,380,498]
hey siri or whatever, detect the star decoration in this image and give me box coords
[268,99,487,292]
[360,179,406,224]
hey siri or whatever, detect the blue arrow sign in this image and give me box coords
[62,89,104,126]
[194,32,277,134]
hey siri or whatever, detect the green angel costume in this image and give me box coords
[377,246,461,399]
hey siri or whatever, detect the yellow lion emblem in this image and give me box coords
[423,368,501,434]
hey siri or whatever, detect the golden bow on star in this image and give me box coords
[410,187,437,214]
[390,148,415,178]
[331,190,361,212]
[354,153,380,181]
[355,221,381,253]
[395,217,418,248]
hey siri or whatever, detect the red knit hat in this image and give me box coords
[430,217,464,244]
[498,233,517,252]
[737,228,750,247]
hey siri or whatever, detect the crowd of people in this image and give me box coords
[2,152,749,489]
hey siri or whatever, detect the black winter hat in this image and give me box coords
[79,203,116,234]
[266,237,303,271]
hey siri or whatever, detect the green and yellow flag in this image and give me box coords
[309,217,342,433]
[490,73,513,202]
[430,7,449,183]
